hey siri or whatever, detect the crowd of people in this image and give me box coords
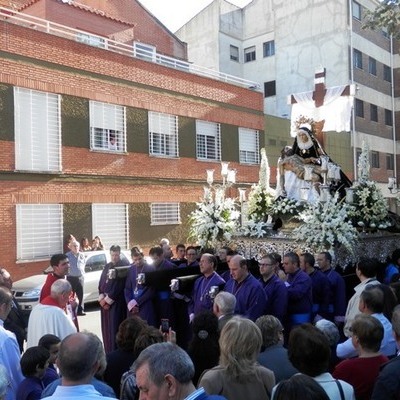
[1,240,400,400]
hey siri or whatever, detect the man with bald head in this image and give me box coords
[42,332,115,400]
[224,255,267,321]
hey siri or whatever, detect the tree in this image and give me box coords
[363,0,400,40]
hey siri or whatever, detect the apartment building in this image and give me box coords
[0,0,264,278]
[176,0,400,208]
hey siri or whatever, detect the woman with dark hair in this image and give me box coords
[187,311,220,386]
[80,237,92,252]
[103,316,147,396]
[198,316,275,400]
[272,374,330,400]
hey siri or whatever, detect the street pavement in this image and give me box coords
[78,302,102,339]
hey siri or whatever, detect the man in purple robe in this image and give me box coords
[282,252,313,329]
[224,255,267,321]
[188,253,225,321]
[124,246,156,327]
[258,254,288,324]
[98,245,129,354]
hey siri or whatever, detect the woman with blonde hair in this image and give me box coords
[198,316,275,400]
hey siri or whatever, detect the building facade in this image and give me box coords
[176,0,400,207]
[0,0,263,278]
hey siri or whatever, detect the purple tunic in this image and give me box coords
[98,259,128,354]
[224,274,267,321]
[259,274,288,324]
[189,272,225,315]
[309,268,331,318]
[323,268,347,322]
[124,263,157,327]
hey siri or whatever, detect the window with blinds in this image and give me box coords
[151,203,181,225]
[14,87,61,172]
[16,204,63,260]
[92,204,129,250]
[148,111,178,157]
[89,101,126,152]
[239,128,260,164]
[196,120,221,161]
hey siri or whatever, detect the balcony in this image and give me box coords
[0,7,260,91]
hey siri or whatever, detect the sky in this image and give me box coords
[138,0,252,32]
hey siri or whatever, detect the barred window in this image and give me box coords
[148,111,178,157]
[90,101,126,152]
[239,128,260,164]
[151,203,181,225]
[196,120,221,161]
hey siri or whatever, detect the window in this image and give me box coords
[148,112,178,158]
[239,128,260,164]
[14,87,61,172]
[263,41,275,57]
[133,42,156,62]
[353,49,363,69]
[230,45,239,62]
[385,109,393,126]
[264,81,276,97]
[269,138,277,146]
[356,149,362,165]
[196,120,221,161]
[244,46,256,62]
[384,65,392,82]
[368,57,377,76]
[370,104,378,122]
[352,0,361,20]
[387,153,394,170]
[76,33,105,48]
[90,101,126,152]
[355,99,364,118]
[151,203,181,225]
[371,151,380,168]
[92,204,129,249]
[16,204,63,260]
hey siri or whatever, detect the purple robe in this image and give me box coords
[224,274,267,321]
[259,274,288,324]
[98,259,128,354]
[309,268,331,318]
[323,268,347,322]
[124,263,157,327]
[189,272,225,315]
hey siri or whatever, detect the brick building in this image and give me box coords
[0,0,264,279]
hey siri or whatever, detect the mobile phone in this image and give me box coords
[161,318,170,333]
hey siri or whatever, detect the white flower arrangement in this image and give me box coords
[293,193,358,253]
[189,187,240,248]
[270,197,302,218]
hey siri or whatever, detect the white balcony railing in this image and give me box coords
[0,7,261,90]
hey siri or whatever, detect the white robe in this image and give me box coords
[27,303,77,348]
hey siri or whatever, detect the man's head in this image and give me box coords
[131,246,144,266]
[255,315,284,348]
[68,240,80,255]
[359,285,384,314]
[300,252,315,272]
[199,253,216,277]
[185,246,197,265]
[356,257,378,280]
[316,252,332,271]
[213,291,236,317]
[0,268,12,290]
[134,342,195,400]
[351,314,383,353]
[50,279,72,308]
[283,252,300,275]
[229,255,248,283]
[175,244,186,260]
[259,255,277,280]
[57,332,104,384]
[288,323,330,377]
[39,334,61,365]
[50,254,70,277]
[0,286,13,321]
[218,247,231,262]
[149,246,164,267]
[110,245,121,265]
[391,304,400,342]
[20,346,50,378]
